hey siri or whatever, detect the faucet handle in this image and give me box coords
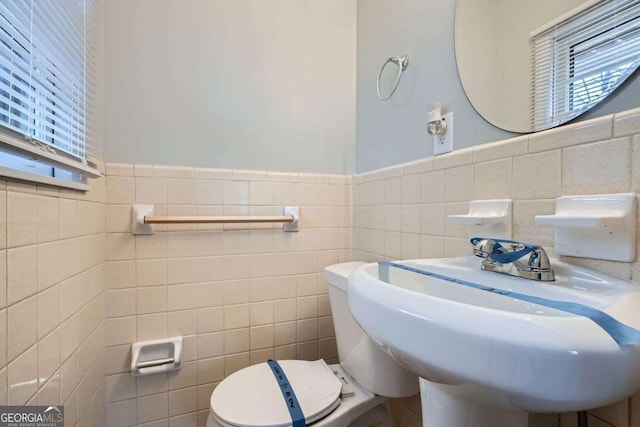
[470,237,539,264]
[527,247,552,271]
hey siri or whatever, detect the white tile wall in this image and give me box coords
[0,172,107,427]
[104,164,352,426]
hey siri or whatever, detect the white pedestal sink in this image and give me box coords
[348,256,640,427]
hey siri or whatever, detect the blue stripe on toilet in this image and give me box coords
[266,359,306,427]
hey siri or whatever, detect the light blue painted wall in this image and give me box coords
[103,0,357,174]
[355,0,640,173]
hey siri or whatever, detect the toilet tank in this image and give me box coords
[323,262,419,398]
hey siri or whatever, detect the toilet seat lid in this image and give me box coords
[211,359,342,427]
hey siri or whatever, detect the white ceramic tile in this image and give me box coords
[7,345,37,404]
[107,233,136,261]
[167,179,195,205]
[135,164,154,177]
[401,233,421,259]
[37,196,60,243]
[296,318,318,343]
[0,310,5,370]
[194,180,224,205]
[472,136,528,163]
[137,372,168,397]
[196,357,224,385]
[562,137,631,195]
[193,256,221,283]
[7,245,38,305]
[106,317,136,346]
[167,258,196,286]
[249,324,273,350]
[106,289,136,318]
[273,182,298,206]
[59,317,78,361]
[106,373,137,403]
[316,184,338,206]
[249,182,274,205]
[223,255,250,280]
[136,178,167,204]
[223,182,249,205]
[153,166,194,179]
[249,301,274,326]
[136,259,167,287]
[137,313,168,341]
[168,387,197,417]
[224,328,249,354]
[7,295,37,361]
[223,303,250,330]
[401,205,421,234]
[512,200,556,248]
[474,158,512,200]
[296,252,317,275]
[107,163,134,177]
[403,158,433,175]
[37,242,60,291]
[196,307,224,334]
[512,150,562,200]
[195,231,223,257]
[420,170,445,203]
[528,114,613,153]
[193,282,222,309]
[444,237,470,257]
[383,177,402,205]
[138,392,168,424]
[136,286,168,314]
[444,165,473,203]
[614,107,640,137]
[60,352,77,402]
[433,147,473,170]
[37,284,60,338]
[107,176,135,204]
[196,332,224,359]
[6,181,36,194]
[7,192,37,247]
[401,174,421,204]
[384,231,401,259]
[106,204,133,233]
[297,185,320,209]
[167,311,196,337]
[420,235,444,259]
[59,198,78,239]
[194,167,232,180]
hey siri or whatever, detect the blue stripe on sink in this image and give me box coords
[379,261,640,346]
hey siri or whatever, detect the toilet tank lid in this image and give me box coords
[323,262,366,292]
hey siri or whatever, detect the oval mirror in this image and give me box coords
[455,0,640,133]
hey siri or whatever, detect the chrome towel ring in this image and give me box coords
[376,55,409,101]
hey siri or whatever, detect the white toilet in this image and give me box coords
[207,262,419,427]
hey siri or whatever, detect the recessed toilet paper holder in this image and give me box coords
[131,336,183,376]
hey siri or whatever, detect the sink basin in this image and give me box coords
[348,256,640,426]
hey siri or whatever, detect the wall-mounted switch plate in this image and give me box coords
[433,112,453,155]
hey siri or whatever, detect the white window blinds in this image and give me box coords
[0,0,101,187]
[530,0,640,131]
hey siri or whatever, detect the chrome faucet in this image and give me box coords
[471,238,555,281]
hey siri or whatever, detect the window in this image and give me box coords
[0,0,102,190]
[530,0,640,131]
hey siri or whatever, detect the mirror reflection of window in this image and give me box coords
[455,0,640,133]
[530,0,640,130]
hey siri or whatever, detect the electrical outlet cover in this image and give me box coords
[433,112,454,155]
